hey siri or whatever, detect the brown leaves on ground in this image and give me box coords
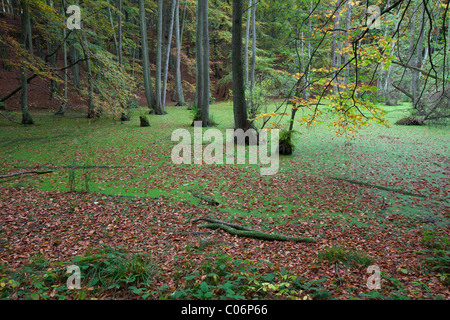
[0,185,448,299]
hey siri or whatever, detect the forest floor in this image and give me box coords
[0,102,449,300]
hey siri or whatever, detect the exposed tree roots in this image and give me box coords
[194,218,316,243]
[329,177,426,198]
[0,170,53,179]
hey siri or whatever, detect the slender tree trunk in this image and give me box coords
[244,0,252,85]
[196,0,203,110]
[306,0,312,100]
[26,5,33,54]
[81,31,95,118]
[20,0,33,124]
[118,0,123,66]
[232,0,249,131]
[250,0,257,92]
[174,0,185,106]
[344,1,352,85]
[70,44,80,88]
[162,0,176,112]
[200,0,210,126]
[155,0,163,112]
[332,0,341,93]
[409,2,418,105]
[139,0,156,111]
[56,1,68,115]
[106,0,118,57]
[413,1,425,109]
[0,42,11,71]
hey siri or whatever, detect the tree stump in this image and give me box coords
[139,115,150,127]
[278,140,293,155]
[121,113,130,121]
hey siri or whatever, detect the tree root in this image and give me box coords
[329,177,426,198]
[195,219,316,243]
[190,192,220,206]
[0,170,53,179]
[192,217,257,231]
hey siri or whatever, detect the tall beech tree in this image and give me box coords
[195,0,211,126]
[20,0,33,124]
[232,0,249,131]
[139,0,156,112]
[174,0,185,106]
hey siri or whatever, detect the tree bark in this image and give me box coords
[106,0,118,57]
[70,44,80,88]
[195,0,203,111]
[155,0,164,113]
[250,0,257,93]
[244,0,252,85]
[200,0,210,126]
[138,0,156,111]
[174,0,185,106]
[198,223,316,243]
[232,0,249,131]
[56,1,68,116]
[81,30,96,118]
[20,0,33,125]
[118,0,123,66]
[412,2,425,108]
[162,0,176,111]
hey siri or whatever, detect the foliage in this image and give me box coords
[420,232,450,286]
[317,246,374,268]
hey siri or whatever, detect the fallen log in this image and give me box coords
[192,217,257,231]
[329,177,426,198]
[198,223,316,243]
[190,192,220,206]
[0,170,53,179]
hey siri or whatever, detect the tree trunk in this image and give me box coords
[198,223,316,243]
[162,0,176,111]
[20,0,33,125]
[174,0,185,106]
[413,2,425,109]
[138,0,156,111]
[195,0,203,111]
[250,0,257,93]
[155,0,164,113]
[200,0,210,126]
[232,0,249,131]
[244,0,252,85]
[118,0,123,66]
[81,30,96,118]
[409,2,418,106]
[56,2,68,116]
[332,0,341,93]
[70,44,80,88]
[106,0,118,57]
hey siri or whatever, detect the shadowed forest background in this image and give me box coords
[0,0,448,300]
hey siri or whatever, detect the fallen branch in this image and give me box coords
[17,165,128,170]
[0,170,53,179]
[192,217,257,231]
[190,192,220,206]
[0,112,21,124]
[330,177,426,198]
[197,222,316,243]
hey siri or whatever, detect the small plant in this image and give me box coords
[421,232,450,285]
[278,129,300,155]
[316,246,374,268]
[395,115,425,126]
[70,247,159,291]
[68,157,77,192]
[189,104,201,122]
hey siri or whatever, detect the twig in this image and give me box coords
[0,170,53,179]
